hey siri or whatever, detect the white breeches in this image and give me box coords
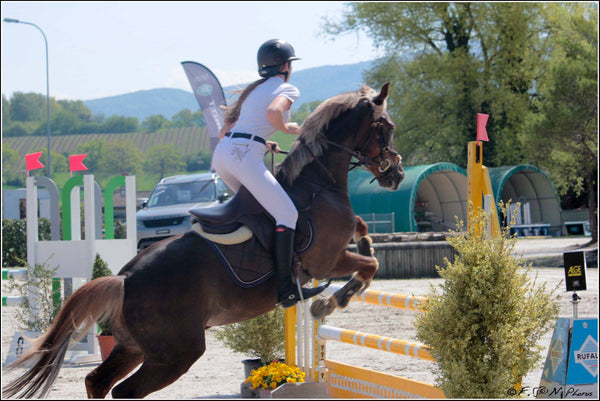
[212,136,298,229]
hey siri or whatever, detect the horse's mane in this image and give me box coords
[278,85,380,184]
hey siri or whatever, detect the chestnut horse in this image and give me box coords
[2,83,403,399]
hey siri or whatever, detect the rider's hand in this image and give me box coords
[266,141,281,154]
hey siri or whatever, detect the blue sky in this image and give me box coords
[1,1,380,101]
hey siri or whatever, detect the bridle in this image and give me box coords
[317,117,402,184]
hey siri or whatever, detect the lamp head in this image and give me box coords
[4,18,20,23]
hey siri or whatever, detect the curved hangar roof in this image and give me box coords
[348,163,468,232]
[348,163,561,234]
[488,165,562,235]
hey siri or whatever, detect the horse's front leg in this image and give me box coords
[310,249,378,319]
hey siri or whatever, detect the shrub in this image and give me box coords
[92,253,113,335]
[214,307,285,364]
[414,206,560,398]
[2,218,51,267]
[3,260,61,332]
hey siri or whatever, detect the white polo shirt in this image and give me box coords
[230,76,300,140]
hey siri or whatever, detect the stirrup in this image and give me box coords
[278,279,331,309]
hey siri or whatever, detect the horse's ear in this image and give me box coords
[373,82,390,105]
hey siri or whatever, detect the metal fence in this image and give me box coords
[357,212,395,234]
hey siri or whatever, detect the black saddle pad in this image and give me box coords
[192,214,315,288]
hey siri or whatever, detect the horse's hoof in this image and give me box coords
[310,298,336,319]
[356,279,371,296]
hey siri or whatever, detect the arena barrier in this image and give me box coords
[2,269,28,306]
[2,268,61,309]
[283,282,445,399]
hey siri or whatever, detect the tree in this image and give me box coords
[51,110,81,135]
[76,138,107,174]
[100,140,142,175]
[57,99,92,123]
[525,3,598,244]
[2,145,24,186]
[101,115,139,133]
[142,114,171,132]
[144,144,186,179]
[171,109,206,127]
[2,95,11,130]
[322,3,548,167]
[9,92,46,122]
[49,151,68,173]
[186,150,212,172]
[293,100,322,124]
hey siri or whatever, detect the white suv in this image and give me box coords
[136,172,231,251]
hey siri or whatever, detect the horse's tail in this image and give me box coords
[2,275,125,399]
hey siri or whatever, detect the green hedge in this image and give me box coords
[2,218,51,267]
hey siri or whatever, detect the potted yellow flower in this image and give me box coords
[245,360,305,397]
[214,307,288,397]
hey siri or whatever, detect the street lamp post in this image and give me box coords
[4,18,51,178]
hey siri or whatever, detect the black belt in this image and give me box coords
[225,132,266,145]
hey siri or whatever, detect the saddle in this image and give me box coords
[189,187,315,287]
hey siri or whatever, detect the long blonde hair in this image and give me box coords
[223,78,267,125]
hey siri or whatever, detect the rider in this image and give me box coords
[212,39,326,308]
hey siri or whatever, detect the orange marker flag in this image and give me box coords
[25,152,45,175]
[477,113,489,142]
[69,154,88,172]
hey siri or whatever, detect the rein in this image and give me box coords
[318,120,397,184]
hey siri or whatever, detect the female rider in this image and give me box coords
[212,39,327,308]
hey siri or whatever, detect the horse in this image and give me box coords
[2,82,404,399]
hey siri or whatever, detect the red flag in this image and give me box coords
[25,152,45,171]
[477,113,489,142]
[69,154,88,172]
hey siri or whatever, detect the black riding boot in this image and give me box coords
[275,225,329,308]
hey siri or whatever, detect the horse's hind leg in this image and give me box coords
[85,343,144,398]
[110,332,206,399]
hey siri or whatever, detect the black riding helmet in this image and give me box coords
[257,39,300,78]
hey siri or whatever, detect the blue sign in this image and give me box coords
[540,318,570,384]
[567,319,598,385]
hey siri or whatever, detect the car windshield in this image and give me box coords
[146,179,216,208]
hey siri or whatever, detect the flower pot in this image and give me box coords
[97,335,115,360]
[242,358,264,378]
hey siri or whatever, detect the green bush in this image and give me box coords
[92,253,113,335]
[3,260,61,332]
[2,218,51,267]
[214,307,285,364]
[414,206,560,398]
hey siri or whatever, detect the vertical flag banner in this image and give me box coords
[25,152,45,175]
[69,154,88,173]
[477,113,489,142]
[181,61,227,155]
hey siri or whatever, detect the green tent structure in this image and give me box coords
[488,165,563,236]
[348,163,469,233]
[348,163,562,236]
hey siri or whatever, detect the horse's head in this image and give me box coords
[279,83,404,191]
[348,83,404,191]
